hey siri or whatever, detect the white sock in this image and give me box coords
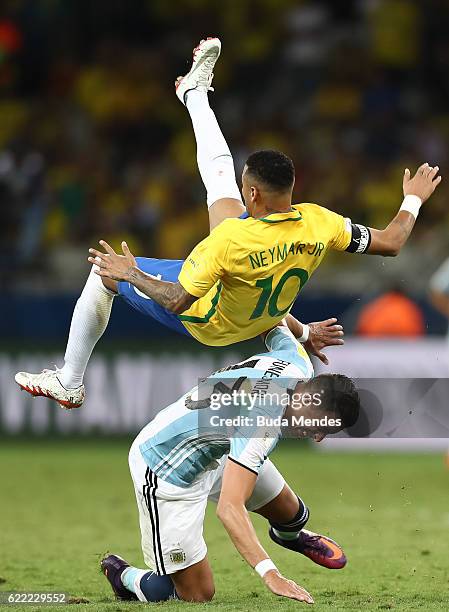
[58,267,115,389]
[185,90,242,207]
[121,567,149,602]
[273,528,301,541]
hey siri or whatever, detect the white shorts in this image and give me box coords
[128,435,285,575]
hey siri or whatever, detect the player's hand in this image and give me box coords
[305,318,344,365]
[263,570,314,603]
[88,240,137,282]
[403,163,442,203]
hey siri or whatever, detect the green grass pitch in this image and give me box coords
[0,439,447,611]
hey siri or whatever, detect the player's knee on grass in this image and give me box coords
[172,580,215,603]
[171,560,215,603]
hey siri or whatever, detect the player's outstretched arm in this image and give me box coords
[88,241,196,314]
[217,459,313,604]
[367,163,441,256]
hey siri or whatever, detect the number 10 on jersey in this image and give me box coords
[250,268,309,320]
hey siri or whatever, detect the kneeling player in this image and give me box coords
[101,324,359,604]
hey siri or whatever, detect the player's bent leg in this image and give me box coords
[208,197,246,230]
[102,554,214,603]
[176,39,244,231]
[124,434,214,602]
[170,557,215,602]
[186,89,244,231]
[254,482,302,524]
[101,553,175,602]
[14,265,115,409]
[101,276,118,293]
[250,463,347,570]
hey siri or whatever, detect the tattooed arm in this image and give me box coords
[128,268,196,313]
[88,240,196,314]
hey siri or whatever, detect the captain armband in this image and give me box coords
[345,222,372,254]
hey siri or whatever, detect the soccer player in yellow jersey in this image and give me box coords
[15,38,441,409]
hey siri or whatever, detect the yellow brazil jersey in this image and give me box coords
[177,204,351,346]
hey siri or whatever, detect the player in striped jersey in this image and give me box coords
[101,324,360,604]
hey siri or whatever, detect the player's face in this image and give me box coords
[288,393,340,442]
[295,426,327,443]
[292,407,328,443]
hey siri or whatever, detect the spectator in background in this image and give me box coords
[1,0,449,293]
[355,286,425,337]
[428,257,449,469]
[429,256,449,337]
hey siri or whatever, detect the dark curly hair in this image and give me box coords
[307,373,360,431]
[245,149,295,192]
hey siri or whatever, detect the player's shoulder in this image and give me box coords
[209,217,251,249]
[221,217,245,227]
[295,202,339,217]
[295,203,347,234]
[210,217,244,237]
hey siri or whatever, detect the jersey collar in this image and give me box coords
[258,207,302,224]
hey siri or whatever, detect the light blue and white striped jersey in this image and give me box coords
[138,326,314,487]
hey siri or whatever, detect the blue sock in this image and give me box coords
[121,566,177,602]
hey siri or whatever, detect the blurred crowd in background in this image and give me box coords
[1,0,449,301]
